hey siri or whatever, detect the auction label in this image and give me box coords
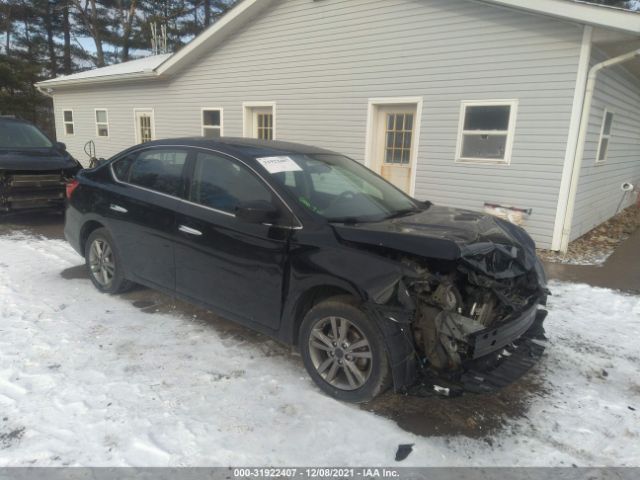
[256,156,303,174]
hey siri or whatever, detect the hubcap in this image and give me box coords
[88,238,115,287]
[308,316,373,391]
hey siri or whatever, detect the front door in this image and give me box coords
[174,150,289,330]
[134,109,155,144]
[246,106,274,140]
[371,105,417,194]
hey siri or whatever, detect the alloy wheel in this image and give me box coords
[88,238,116,287]
[308,316,373,391]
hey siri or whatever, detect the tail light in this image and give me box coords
[66,179,80,199]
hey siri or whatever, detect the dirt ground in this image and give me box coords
[0,212,547,439]
[538,204,640,266]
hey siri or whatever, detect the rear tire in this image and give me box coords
[84,228,133,294]
[299,296,391,403]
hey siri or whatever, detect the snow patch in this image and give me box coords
[0,233,638,466]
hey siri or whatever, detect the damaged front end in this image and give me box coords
[0,169,75,213]
[366,242,549,397]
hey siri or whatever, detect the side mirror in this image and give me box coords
[56,141,67,151]
[235,201,280,225]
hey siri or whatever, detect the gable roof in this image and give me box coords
[36,0,640,90]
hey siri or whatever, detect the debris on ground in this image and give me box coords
[538,205,640,266]
[395,444,414,462]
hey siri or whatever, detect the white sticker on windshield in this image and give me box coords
[256,156,303,174]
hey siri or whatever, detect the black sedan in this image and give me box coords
[0,117,81,213]
[64,138,548,402]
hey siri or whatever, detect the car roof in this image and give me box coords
[0,116,32,125]
[141,137,339,160]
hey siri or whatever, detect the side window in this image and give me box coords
[63,110,74,135]
[112,154,135,179]
[456,100,518,164]
[190,152,273,214]
[127,149,188,196]
[596,109,614,163]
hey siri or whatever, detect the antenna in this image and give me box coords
[150,21,168,55]
[150,22,158,55]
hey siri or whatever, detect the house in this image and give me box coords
[36,0,640,251]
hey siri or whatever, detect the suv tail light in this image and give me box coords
[66,179,80,199]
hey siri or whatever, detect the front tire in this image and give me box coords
[299,296,391,403]
[85,228,132,294]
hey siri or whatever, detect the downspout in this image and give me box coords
[559,47,640,253]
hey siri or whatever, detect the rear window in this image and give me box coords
[0,121,53,149]
[113,149,188,197]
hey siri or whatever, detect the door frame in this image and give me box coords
[242,101,276,139]
[133,108,156,144]
[364,97,423,197]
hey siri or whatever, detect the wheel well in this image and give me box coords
[292,285,356,345]
[79,220,104,256]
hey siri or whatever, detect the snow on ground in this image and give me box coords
[0,233,639,467]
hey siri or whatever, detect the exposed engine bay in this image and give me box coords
[360,241,549,397]
[404,253,546,373]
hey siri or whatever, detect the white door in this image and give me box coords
[134,110,155,144]
[371,105,417,194]
[251,107,274,140]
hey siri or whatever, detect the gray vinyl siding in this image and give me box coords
[51,0,585,249]
[571,49,640,240]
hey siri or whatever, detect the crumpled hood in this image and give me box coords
[0,148,79,171]
[333,205,543,281]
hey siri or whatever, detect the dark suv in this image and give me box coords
[0,117,80,213]
[65,138,548,402]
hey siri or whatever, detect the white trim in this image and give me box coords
[201,107,224,137]
[94,108,110,138]
[454,99,518,165]
[559,46,640,252]
[242,102,276,140]
[551,26,593,251]
[133,108,156,144]
[364,97,423,197]
[62,109,75,136]
[595,108,613,164]
[477,0,640,35]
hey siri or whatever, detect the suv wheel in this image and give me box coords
[85,228,133,294]
[299,296,391,403]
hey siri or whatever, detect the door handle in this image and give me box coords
[110,204,128,213]
[178,225,203,236]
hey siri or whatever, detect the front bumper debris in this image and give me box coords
[408,309,547,397]
[469,301,539,359]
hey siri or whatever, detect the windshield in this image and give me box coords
[267,154,424,223]
[0,122,53,149]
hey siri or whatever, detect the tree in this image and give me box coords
[69,0,110,66]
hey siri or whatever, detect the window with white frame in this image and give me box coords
[63,110,74,135]
[95,109,109,137]
[456,100,518,164]
[202,109,223,138]
[596,109,614,163]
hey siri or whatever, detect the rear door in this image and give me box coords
[108,147,190,290]
[174,150,291,330]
